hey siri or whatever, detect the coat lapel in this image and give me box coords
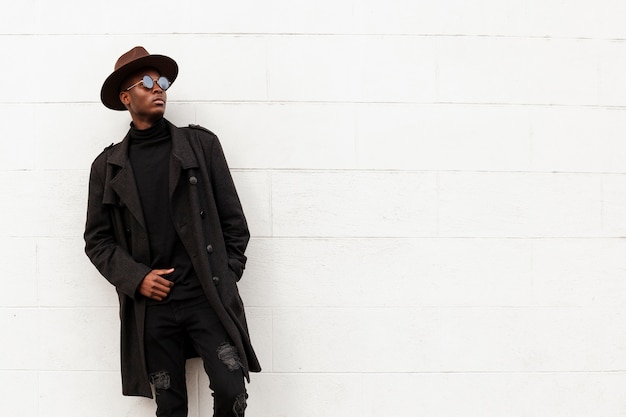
[105,132,147,229]
[168,120,199,199]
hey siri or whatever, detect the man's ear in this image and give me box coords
[119,91,130,108]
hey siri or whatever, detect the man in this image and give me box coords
[84,46,260,417]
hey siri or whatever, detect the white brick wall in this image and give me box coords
[2,1,626,416]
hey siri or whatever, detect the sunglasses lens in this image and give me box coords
[157,76,170,91]
[141,75,154,89]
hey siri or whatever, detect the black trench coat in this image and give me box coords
[84,119,260,397]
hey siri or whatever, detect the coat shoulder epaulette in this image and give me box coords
[90,142,117,167]
[94,142,115,158]
[187,124,216,136]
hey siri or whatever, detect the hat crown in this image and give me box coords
[115,46,150,71]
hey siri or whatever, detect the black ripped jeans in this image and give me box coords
[144,296,247,417]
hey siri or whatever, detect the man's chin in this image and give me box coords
[149,107,166,119]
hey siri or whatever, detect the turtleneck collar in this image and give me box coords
[129,118,168,142]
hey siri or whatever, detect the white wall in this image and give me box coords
[2,1,626,416]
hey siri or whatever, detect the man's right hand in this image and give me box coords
[138,268,175,301]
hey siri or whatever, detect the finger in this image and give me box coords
[139,286,165,301]
[154,268,175,276]
[153,276,174,288]
[141,278,172,295]
[149,287,170,300]
[156,281,173,292]
[147,277,172,291]
[148,292,162,301]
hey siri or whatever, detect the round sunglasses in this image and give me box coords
[125,75,171,92]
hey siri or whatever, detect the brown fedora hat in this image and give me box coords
[101,46,178,110]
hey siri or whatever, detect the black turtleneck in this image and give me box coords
[128,118,203,303]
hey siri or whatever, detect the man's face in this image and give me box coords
[119,68,167,122]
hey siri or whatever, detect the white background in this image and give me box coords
[2,1,626,416]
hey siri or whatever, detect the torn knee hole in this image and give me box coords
[149,370,171,390]
[216,342,243,372]
[233,392,248,416]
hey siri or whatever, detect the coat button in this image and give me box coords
[189,176,198,185]
[206,244,214,254]
[212,276,220,284]
[200,210,206,218]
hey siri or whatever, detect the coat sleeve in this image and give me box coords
[84,155,151,298]
[206,134,250,280]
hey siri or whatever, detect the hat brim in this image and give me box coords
[100,54,178,111]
